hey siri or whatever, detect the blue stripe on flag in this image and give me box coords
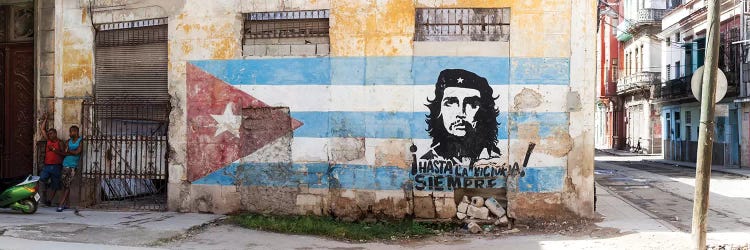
[190,56,568,85]
[510,58,570,85]
[518,167,565,192]
[191,57,331,85]
[509,112,570,137]
[411,56,510,85]
[193,162,565,193]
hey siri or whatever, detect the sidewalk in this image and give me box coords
[598,148,750,178]
[597,148,662,157]
[645,159,750,178]
[0,237,165,250]
[0,207,222,248]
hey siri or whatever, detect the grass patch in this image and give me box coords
[231,213,440,241]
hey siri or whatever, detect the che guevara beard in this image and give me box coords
[434,120,485,161]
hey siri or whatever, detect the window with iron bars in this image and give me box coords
[719,28,741,75]
[242,10,330,57]
[415,8,510,42]
[612,60,618,81]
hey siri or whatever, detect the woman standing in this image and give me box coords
[58,125,82,212]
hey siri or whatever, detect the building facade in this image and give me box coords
[657,0,743,166]
[612,0,669,154]
[596,0,625,150]
[1,0,596,220]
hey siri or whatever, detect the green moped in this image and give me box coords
[0,175,40,214]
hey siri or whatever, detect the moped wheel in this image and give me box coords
[20,199,37,214]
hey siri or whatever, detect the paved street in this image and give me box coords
[595,151,750,242]
[1,152,749,249]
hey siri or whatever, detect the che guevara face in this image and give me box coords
[440,87,481,137]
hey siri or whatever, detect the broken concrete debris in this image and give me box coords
[466,205,489,220]
[467,222,482,234]
[457,196,510,234]
[470,196,485,207]
[485,197,506,218]
[457,212,467,220]
[457,201,469,213]
[495,215,509,225]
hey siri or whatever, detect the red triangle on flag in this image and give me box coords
[186,63,302,182]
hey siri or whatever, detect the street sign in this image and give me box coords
[691,66,728,103]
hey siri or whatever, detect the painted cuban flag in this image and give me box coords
[186,55,571,193]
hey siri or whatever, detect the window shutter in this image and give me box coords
[95,23,168,103]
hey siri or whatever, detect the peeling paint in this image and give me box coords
[542,129,574,157]
[329,138,365,162]
[566,91,582,112]
[61,32,94,83]
[209,38,238,60]
[81,7,87,24]
[374,139,410,169]
[181,42,193,54]
[513,88,543,110]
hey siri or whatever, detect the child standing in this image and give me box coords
[58,125,82,212]
[39,113,65,206]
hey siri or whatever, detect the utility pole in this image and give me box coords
[691,0,721,248]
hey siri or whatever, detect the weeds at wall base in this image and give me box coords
[230,213,450,241]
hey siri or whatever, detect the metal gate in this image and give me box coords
[76,100,170,211]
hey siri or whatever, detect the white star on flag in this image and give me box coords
[457,77,464,83]
[211,103,242,138]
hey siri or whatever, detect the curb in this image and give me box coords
[596,149,662,157]
[643,159,750,178]
[148,216,227,247]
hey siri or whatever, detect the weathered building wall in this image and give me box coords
[35,0,55,132]
[52,0,596,220]
[47,0,94,139]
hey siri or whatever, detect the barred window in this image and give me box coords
[612,60,618,80]
[415,8,510,42]
[243,10,330,57]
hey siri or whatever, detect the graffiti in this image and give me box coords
[411,69,536,191]
[411,142,535,191]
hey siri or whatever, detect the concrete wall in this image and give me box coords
[51,0,596,220]
[34,0,54,160]
[45,0,94,139]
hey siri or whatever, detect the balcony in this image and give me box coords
[617,8,667,42]
[653,75,692,101]
[616,20,633,42]
[617,72,660,94]
[636,8,667,24]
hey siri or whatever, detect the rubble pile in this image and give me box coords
[456,196,510,234]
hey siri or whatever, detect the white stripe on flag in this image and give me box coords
[235,85,571,113]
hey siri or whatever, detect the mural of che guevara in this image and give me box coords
[421,69,502,164]
[410,69,536,190]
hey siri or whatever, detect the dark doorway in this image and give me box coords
[0,43,34,178]
[0,3,35,179]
